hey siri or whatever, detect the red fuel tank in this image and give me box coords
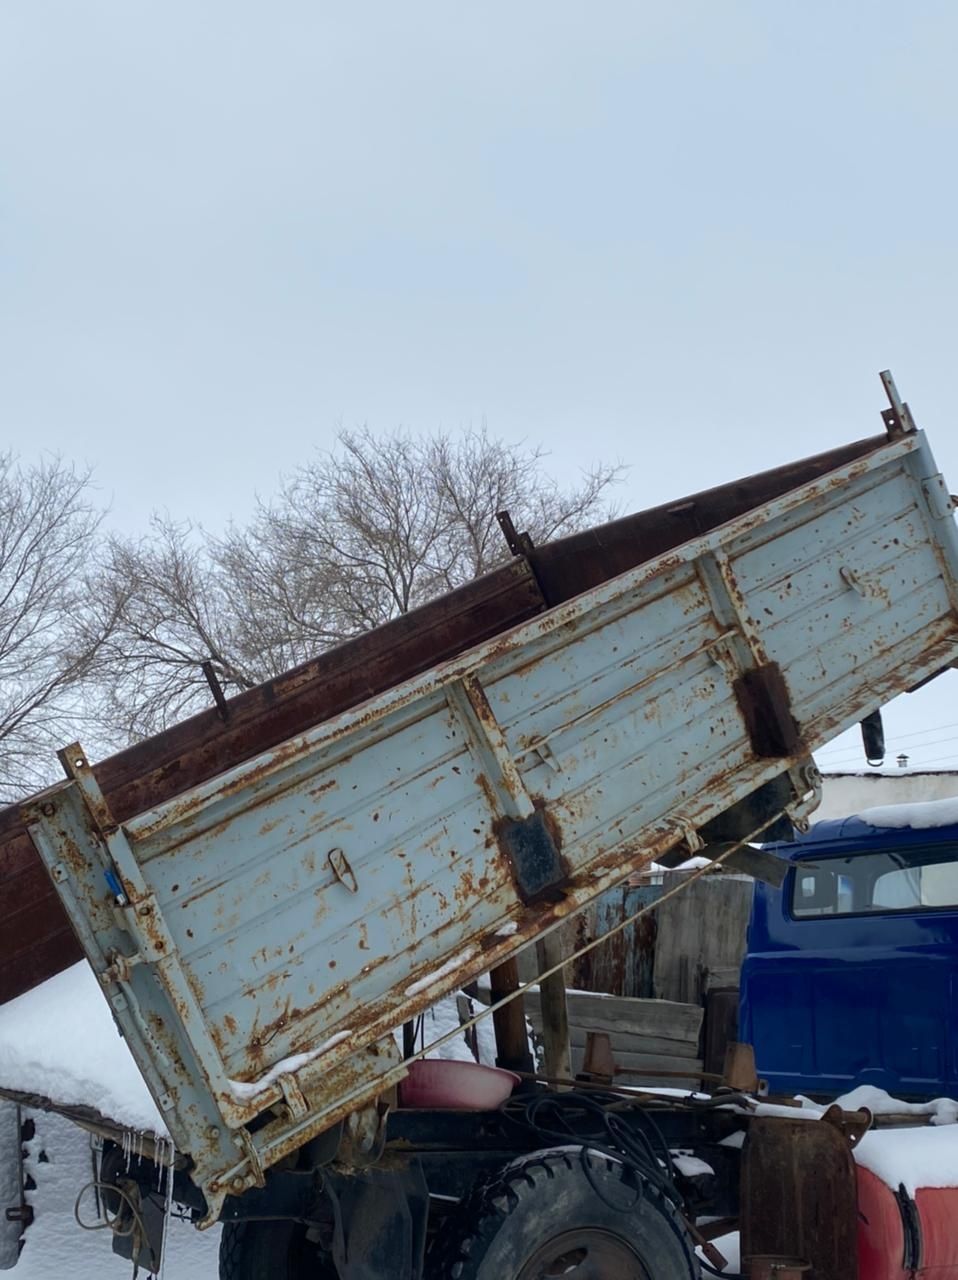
[857,1166,958,1279]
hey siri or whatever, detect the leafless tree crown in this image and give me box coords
[0,454,109,800]
[98,427,622,739]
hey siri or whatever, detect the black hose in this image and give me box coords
[500,1090,683,1208]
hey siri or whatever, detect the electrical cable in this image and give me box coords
[500,1089,682,1209]
[74,1178,148,1240]
[818,730,958,763]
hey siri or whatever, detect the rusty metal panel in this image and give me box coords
[0,561,546,1004]
[561,886,661,997]
[20,428,958,1217]
[741,1115,859,1279]
[0,430,902,1006]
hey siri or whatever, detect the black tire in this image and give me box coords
[427,1149,697,1280]
[218,1220,336,1280]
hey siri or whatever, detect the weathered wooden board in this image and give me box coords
[523,989,704,1087]
[523,989,703,1042]
[653,872,754,1004]
[568,1047,705,1087]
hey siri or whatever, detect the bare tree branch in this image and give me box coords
[92,428,623,742]
[0,454,111,801]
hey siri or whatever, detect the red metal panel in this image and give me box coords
[856,1168,907,1280]
[914,1187,958,1275]
[856,1167,958,1279]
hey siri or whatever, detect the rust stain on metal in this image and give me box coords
[734,663,803,759]
[492,798,570,906]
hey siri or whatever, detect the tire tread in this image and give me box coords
[427,1148,697,1280]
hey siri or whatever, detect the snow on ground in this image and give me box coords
[416,994,500,1066]
[857,796,958,828]
[0,964,163,1135]
[697,1230,740,1275]
[0,965,508,1277]
[3,1110,219,1278]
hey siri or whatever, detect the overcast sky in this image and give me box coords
[3,1,958,770]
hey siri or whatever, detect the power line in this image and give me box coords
[816,719,958,757]
[817,730,958,763]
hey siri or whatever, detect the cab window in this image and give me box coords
[790,846,958,918]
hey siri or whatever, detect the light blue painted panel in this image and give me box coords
[23,429,958,1216]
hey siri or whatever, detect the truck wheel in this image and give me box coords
[218,1221,335,1280]
[428,1149,697,1279]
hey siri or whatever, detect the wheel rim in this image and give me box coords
[516,1227,650,1280]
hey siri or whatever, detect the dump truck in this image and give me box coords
[3,373,958,1279]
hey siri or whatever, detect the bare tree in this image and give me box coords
[428,428,623,588]
[95,428,622,739]
[0,454,110,801]
[90,517,264,745]
[228,426,623,632]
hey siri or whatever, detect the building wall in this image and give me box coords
[816,771,958,821]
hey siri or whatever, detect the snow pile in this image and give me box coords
[857,796,958,829]
[401,994,500,1066]
[696,1230,739,1274]
[0,963,164,1134]
[835,1084,958,1126]
[671,1152,714,1178]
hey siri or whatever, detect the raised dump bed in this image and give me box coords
[16,396,958,1221]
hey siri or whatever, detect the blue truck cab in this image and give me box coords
[740,808,958,1100]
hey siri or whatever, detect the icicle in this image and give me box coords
[155,1138,175,1280]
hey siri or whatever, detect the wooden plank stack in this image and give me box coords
[522,989,703,1088]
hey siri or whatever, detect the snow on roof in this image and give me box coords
[0,962,165,1135]
[857,796,958,830]
[822,770,958,779]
